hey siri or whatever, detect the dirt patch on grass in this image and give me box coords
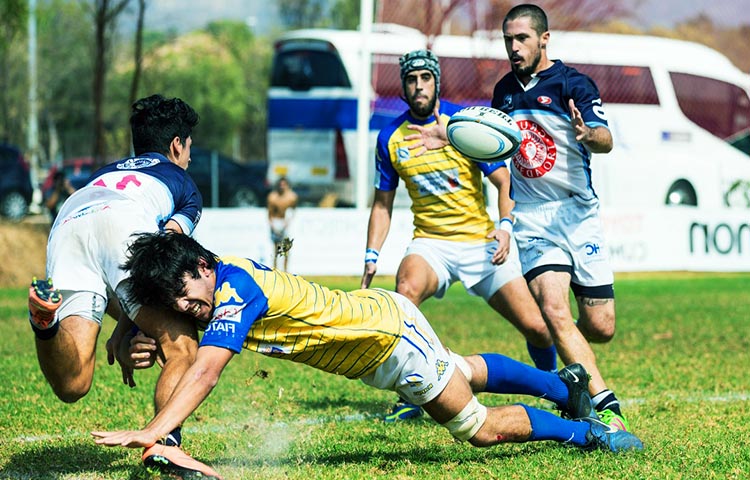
[0,217,50,288]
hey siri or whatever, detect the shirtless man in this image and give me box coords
[266,177,298,271]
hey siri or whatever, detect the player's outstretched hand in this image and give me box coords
[404,106,448,156]
[91,429,158,449]
[568,99,588,143]
[361,261,377,289]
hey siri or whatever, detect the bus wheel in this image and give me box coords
[665,180,697,206]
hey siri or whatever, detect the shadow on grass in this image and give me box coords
[6,443,146,480]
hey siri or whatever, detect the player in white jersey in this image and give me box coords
[491,4,628,431]
[92,231,643,479]
[28,95,217,476]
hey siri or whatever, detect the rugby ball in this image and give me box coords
[446,106,522,163]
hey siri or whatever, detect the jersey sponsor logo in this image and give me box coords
[537,95,552,105]
[216,281,243,304]
[256,343,291,354]
[513,119,557,179]
[213,304,243,321]
[585,243,601,255]
[117,157,160,170]
[396,147,410,163]
[411,168,460,197]
[414,383,434,396]
[204,319,236,335]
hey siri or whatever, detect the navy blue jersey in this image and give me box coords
[492,61,610,203]
[80,152,202,234]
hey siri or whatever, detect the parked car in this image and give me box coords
[41,157,96,193]
[0,143,34,221]
[41,149,270,209]
[189,147,270,207]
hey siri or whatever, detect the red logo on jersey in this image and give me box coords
[512,119,557,178]
[537,96,552,105]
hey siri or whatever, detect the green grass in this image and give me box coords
[2,273,750,479]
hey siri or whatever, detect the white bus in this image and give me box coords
[267,24,750,210]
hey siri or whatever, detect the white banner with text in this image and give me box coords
[193,207,750,276]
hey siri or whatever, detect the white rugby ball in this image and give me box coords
[446,106,522,163]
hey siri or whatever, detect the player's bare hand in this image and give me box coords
[361,262,377,289]
[404,106,448,156]
[569,99,589,142]
[106,332,135,388]
[91,430,158,449]
[487,229,511,265]
[129,331,159,369]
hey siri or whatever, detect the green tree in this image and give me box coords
[0,0,28,144]
[135,31,247,155]
[205,20,272,161]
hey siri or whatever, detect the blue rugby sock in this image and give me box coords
[480,353,568,406]
[520,404,590,446]
[526,342,558,372]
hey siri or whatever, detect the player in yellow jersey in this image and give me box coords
[92,232,642,478]
[362,49,556,421]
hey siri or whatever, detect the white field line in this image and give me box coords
[13,391,750,444]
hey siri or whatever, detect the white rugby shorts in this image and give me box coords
[46,196,151,324]
[359,291,455,406]
[513,197,614,288]
[404,236,523,300]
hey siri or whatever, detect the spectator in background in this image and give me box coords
[267,176,298,271]
[44,170,77,222]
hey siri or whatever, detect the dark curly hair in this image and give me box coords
[122,231,217,308]
[130,94,199,156]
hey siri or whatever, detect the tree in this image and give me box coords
[0,0,28,144]
[129,0,147,110]
[89,0,130,168]
[277,0,327,29]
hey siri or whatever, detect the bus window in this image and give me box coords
[671,72,750,155]
[570,64,659,105]
[271,41,351,91]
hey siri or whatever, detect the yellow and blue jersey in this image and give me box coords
[374,101,505,243]
[200,256,403,379]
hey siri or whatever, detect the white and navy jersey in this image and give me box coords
[492,60,610,204]
[374,101,504,242]
[55,153,202,235]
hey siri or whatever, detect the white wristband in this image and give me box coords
[499,217,513,234]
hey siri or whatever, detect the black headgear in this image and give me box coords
[399,49,441,96]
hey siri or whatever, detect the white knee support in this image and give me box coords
[449,350,472,383]
[443,396,487,442]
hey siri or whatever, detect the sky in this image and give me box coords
[131,0,750,33]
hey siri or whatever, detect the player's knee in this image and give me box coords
[578,313,616,343]
[51,378,92,403]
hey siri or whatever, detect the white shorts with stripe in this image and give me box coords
[513,197,614,288]
[359,291,455,406]
[404,236,523,301]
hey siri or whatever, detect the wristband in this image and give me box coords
[365,248,380,264]
[499,217,513,234]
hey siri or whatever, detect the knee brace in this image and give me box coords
[442,396,487,442]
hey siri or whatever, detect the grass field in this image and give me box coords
[1,273,750,479]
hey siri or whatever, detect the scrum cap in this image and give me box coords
[399,49,441,95]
